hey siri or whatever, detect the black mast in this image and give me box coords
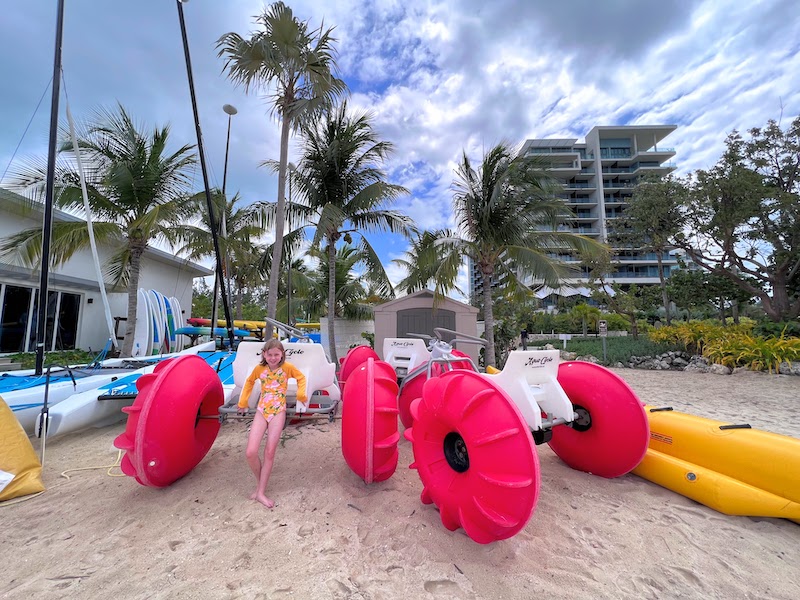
[35,0,66,376]
[175,0,235,349]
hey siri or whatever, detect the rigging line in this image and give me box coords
[0,77,54,186]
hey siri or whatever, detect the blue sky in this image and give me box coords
[2,0,799,299]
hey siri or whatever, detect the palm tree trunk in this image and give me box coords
[482,274,496,368]
[657,253,671,325]
[327,240,338,366]
[265,115,292,336]
[121,242,145,357]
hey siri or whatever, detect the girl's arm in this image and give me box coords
[237,365,261,409]
[286,363,308,402]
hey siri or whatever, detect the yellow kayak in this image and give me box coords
[633,405,800,522]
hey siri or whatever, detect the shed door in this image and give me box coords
[397,308,455,338]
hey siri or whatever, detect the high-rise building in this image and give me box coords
[514,125,679,302]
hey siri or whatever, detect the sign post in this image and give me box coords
[558,333,571,350]
[598,320,608,363]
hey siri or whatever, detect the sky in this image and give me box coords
[1,0,799,300]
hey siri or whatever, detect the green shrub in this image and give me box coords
[753,320,800,339]
[647,320,754,354]
[703,332,800,373]
[5,350,97,370]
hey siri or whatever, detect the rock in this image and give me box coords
[778,361,800,376]
[576,355,600,364]
[709,363,732,375]
[672,357,688,367]
[561,351,577,360]
[683,363,709,373]
[614,362,626,368]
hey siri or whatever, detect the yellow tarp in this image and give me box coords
[0,395,45,501]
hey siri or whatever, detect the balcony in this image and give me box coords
[602,180,636,189]
[563,181,597,190]
[563,197,597,205]
[600,148,632,159]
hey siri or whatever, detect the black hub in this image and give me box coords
[571,404,592,432]
[532,428,553,445]
[443,431,470,473]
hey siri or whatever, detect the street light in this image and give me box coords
[211,103,237,329]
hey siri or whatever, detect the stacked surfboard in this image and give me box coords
[131,289,185,357]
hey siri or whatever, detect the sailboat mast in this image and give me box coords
[35,0,66,376]
[175,0,236,350]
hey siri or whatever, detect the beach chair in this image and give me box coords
[382,337,432,380]
[221,341,340,422]
[481,349,573,435]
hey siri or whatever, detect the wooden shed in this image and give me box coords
[373,290,480,365]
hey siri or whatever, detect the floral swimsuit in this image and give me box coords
[257,367,289,423]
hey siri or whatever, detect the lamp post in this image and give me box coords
[210,103,237,329]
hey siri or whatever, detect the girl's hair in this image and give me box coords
[260,338,286,367]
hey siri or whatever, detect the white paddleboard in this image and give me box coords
[146,290,163,355]
[131,288,152,357]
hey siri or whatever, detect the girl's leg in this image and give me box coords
[245,411,268,498]
[254,410,287,509]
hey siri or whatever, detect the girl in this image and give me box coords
[237,339,307,508]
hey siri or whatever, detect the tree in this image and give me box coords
[617,173,686,324]
[428,143,605,367]
[175,190,268,319]
[675,117,800,321]
[0,105,196,356]
[278,103,414,364]
[304,245,392,322]
[392,229,460,295]
[217,2,347,334]
[570,303,601,336]
[582,248,657,338]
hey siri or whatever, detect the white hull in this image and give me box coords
[39,341,215,438]
[7,342,215,436]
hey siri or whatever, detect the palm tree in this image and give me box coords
[0,104,197,356]
[281,103,414,364]
[305,245,391,322]
[217,2,347,335]
[393,229,462,295]
[175,189,267,318]
[571,303,601,336]
[426,143,605,367]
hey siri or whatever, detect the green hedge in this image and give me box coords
[533,336,682,365]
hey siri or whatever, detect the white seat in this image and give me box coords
[229,341,340,409]
[480,350,573,431]
[382,338,431,379]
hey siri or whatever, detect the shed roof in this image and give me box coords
[373,289,478,313]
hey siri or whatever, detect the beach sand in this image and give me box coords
[2,369,799,599]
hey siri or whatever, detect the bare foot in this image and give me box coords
[249,491,257,500]
[254,493,275,508]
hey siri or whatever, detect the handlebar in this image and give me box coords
[433,327,486,348]
[264,316,310,341]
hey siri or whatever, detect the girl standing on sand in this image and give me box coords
[237,339,307,508]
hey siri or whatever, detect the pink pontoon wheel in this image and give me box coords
[341,358,400,484]
[114,354,223,487]
[338,345,380,389]
[406,370,540,544]
[549,361,649,478]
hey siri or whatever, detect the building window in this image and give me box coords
[0,283,81,352]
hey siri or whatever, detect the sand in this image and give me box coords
[2,369,799,599]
